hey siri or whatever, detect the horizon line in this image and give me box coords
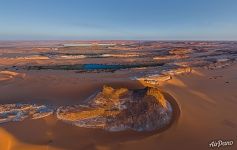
[0,39,237,42]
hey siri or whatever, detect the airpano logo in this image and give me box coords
[209,139,234,148]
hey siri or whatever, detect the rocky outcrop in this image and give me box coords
[153,48,192,61]
[57,86,173,132]
[153,55,189,60]
[0,71,25,81]
[136,67,191,86]
[206,58,234,69]
[0,86,174,132]
[0,104,53,123]
[137,74,171,86]
[163,67,192,76]
[169,48,192,55]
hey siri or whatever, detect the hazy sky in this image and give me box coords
[0,0,237,40]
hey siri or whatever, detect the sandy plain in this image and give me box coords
[0,41,236,150]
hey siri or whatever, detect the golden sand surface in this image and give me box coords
[0,63,236,150]
[0,41,236,149]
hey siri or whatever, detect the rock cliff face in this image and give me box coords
[57,86,173,132]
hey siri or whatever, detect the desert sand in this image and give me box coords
[0,41,236,150]
[0,63,236,150]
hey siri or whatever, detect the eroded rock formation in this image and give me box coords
[136,67,191,86]
[57,86,173,132]
[0,86,174,132]
[0,104,53,123]
[0,71,25,82]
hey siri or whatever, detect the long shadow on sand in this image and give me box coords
[0,86,180,150]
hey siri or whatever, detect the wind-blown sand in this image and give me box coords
[0,63,236,150]
[0,41,237,150]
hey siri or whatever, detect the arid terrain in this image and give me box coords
[0,41,237,150]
